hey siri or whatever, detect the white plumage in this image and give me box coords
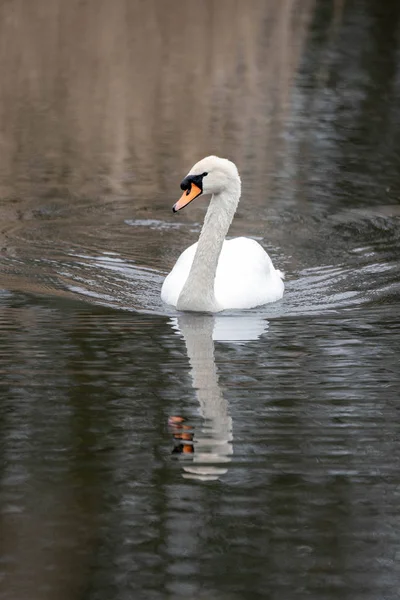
[161,156,284,312]
[162,236,284,309]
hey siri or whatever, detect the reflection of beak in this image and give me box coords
[173,183,202,212]
[169,415,195,454]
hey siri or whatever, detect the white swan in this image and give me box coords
[161,156,284,312]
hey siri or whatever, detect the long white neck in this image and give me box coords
[177,182,241,312]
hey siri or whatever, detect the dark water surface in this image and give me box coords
[1,1,400,599]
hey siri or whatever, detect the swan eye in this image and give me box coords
[203,172,208,176]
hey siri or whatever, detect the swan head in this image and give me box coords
[173,155,240,212]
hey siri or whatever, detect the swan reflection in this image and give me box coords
[169,313,269,481]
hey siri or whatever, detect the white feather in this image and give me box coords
[161,156,284,312]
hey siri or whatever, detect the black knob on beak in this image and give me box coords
[180,177,191,191]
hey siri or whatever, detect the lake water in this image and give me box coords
[1,1,400,599]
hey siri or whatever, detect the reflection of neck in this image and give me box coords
[177,315,232,478]
[179,315,225,418]
[177,185,240,312]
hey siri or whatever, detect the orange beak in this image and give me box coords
[173,183,202,212]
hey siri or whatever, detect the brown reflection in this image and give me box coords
[0,0,314,204]
[169,415,195,454]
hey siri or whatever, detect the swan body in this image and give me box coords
[162,237,284,310]
[161,156,284,312]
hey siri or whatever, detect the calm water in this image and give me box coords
[1,1,400,599]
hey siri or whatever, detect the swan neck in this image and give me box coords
[177,184,240,312]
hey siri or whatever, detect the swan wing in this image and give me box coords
[214,237,284,309]
[161,242,198,307]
